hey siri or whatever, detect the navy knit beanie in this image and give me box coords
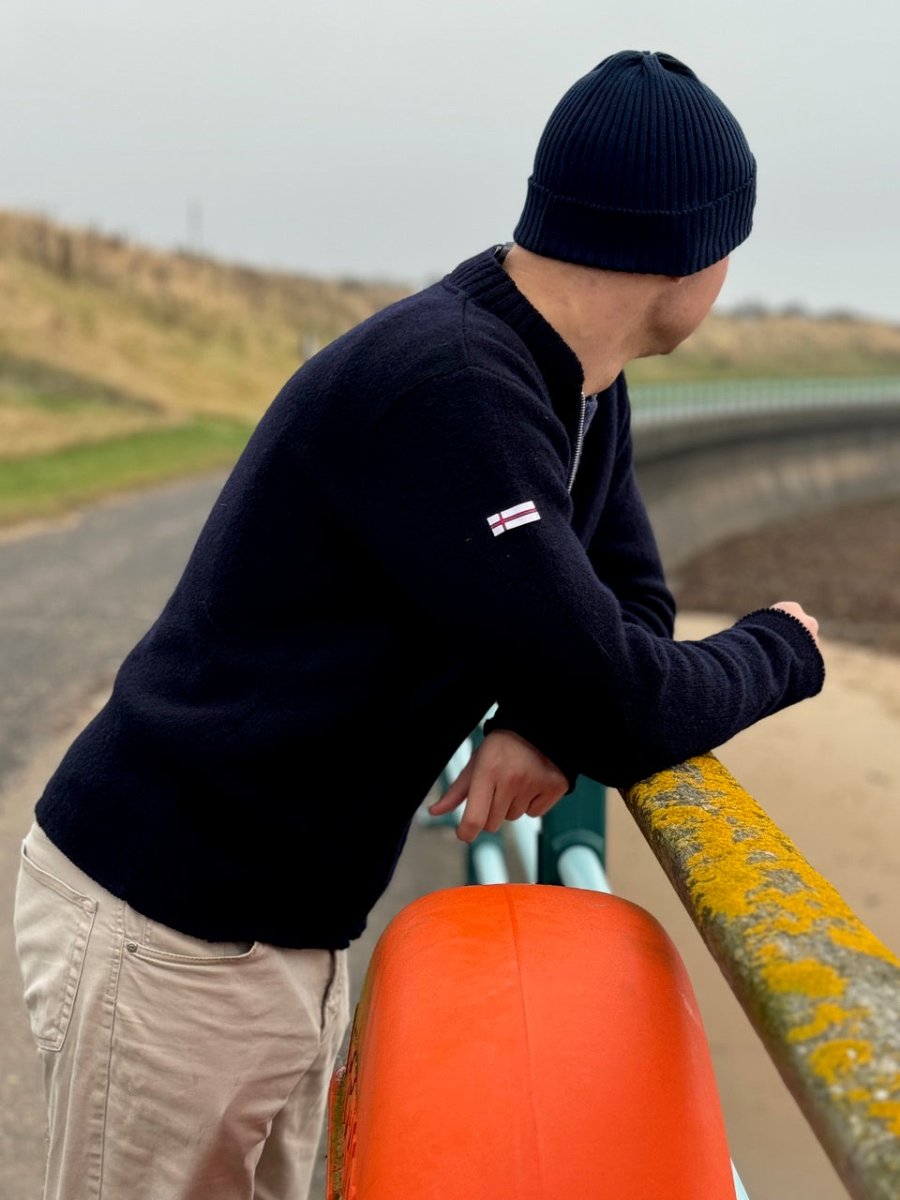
[514,50,756,276]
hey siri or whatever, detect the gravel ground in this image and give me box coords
[672,492,900,655]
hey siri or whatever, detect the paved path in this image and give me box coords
[0,478,229,792]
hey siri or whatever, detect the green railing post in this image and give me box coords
[537,776,606,885]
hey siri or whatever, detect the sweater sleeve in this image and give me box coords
[355,366,825,791]
[483,374,674,789]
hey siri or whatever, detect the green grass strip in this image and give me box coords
[0,417,254,527]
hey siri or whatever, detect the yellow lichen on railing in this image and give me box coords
[623,754,900,1200]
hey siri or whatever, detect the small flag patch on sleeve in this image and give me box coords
[487,500,541,537]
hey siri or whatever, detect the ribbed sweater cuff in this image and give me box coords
[733,606,826,700]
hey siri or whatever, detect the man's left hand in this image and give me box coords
[428,729,568,843]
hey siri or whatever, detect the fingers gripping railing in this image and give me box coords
[623,754,900,1200]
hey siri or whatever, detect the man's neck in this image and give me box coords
[499,245,659,395]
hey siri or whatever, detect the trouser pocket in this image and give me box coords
[123,901,257,962]
[13,836,98,1052]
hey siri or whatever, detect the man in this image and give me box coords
[14,49,823,1200]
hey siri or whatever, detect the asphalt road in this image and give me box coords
[0,478,229,792]
[0,474,462,1198]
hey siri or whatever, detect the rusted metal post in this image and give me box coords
[623,754,900,1200]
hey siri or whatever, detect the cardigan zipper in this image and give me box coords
[567,390,587,493]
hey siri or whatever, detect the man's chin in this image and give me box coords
[638,336,682,359]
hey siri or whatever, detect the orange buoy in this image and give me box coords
[328,884,735,1199]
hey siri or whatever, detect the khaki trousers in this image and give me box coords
[13,820,350,1200]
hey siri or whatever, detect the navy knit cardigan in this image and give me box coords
[35,245,825,948]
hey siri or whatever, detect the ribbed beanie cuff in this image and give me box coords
[514,50,757,276]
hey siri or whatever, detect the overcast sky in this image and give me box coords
[4,0,900,320]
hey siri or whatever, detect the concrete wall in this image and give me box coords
[633,405,900,568]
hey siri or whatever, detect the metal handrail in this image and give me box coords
[624,755,900,1200]
[435,739,900,1197]
[629,376,900,426]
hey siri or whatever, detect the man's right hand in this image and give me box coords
[771,601,821,650]
[428,729,568,843]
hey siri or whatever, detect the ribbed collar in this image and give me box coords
[442,245,585,411]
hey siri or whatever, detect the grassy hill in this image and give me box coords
[0,210,405,524]
[2,208,900,526]
[628,310,900,383]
